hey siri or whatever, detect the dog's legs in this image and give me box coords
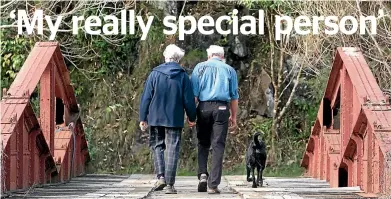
[259,167,263,187]
[251,167,257,188]
[256,166,261,186]
[246,166,252,182]
[260,159,266,187]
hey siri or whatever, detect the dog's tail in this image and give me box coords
[253,132,262,147]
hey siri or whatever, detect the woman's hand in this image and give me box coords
[139,121,148,131]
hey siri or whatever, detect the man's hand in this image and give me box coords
[229,116,237,128]
[228,116,237,133]
[187,119,196,128]
[229,99,238,133]
[139,121,148,132]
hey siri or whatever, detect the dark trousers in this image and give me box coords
[196,101,230,188]
[149,126,182,185]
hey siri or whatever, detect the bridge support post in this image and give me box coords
[40,63,55,155]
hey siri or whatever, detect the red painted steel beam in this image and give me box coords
[40,62,55,154]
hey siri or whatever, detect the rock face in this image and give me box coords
[155,0,177,15]
[232,36,247,58]
[249,69,274,118]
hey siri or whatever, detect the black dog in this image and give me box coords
[246,132,267,188]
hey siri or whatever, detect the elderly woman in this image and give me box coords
[139,44,197,194]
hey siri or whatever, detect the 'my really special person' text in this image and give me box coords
[10,9,382,41]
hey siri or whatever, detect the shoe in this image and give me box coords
[165,185,177,194]
[207,187,221,194]
[198,174,207,192]
[153,177,166,191]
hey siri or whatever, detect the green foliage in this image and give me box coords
[180,49,207,68]
[221,159,304,177]
[0,34,34,90]
[259,44,271,56]
[92,35,139,74]
[305,67,331,103]
[216,37,229,46]
[240,0,286,9]
[84,126,96,162]
[30,94,40,115]
[264,163,305,177]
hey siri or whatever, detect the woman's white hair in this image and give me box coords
[207,45,225,58]
[163,44,185,63]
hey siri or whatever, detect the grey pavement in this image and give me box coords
[147,176,240,199]
[226,176,367,199]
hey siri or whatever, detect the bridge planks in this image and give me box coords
[4,175,367,199]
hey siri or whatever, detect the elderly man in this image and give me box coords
[191,45,239,194]
[139,44,197,194]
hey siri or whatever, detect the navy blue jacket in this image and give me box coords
[139,62,197,128]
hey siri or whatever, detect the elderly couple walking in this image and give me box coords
[139,44,239,194]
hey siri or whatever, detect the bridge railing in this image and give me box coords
[1,42,90,193]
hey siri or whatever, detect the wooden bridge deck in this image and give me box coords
[3,174,372,199]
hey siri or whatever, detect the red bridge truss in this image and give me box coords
[1,42,90,193]
[301,47,391,196]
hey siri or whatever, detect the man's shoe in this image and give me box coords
[153,177,166,191]
[198,174,207,192]
[207,187,221,194]
[165,185,177,194]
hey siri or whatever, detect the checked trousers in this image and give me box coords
[149,126,182,185]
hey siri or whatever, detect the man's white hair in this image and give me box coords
[207,45,225,58]
[163,44,185,63]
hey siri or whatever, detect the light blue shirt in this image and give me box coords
[191,58,239,102]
